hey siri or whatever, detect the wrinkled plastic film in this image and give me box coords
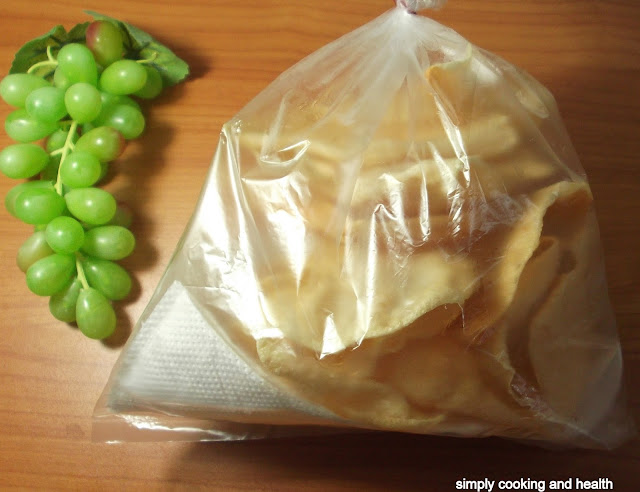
[94,7,634,448]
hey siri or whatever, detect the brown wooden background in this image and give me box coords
[0,0,638,490]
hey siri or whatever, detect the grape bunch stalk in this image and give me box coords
[0,16,187,340]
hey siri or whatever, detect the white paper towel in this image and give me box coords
[108,280,340,421]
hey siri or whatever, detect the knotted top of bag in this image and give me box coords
[395,0,447,13]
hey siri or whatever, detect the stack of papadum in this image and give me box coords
[224,40,634,446]
[100,8,633,448]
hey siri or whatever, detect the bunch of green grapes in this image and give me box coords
[0,21,164,340]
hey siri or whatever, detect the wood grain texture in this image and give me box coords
[0,0,638,490]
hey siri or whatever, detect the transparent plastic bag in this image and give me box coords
[94,1,635,448]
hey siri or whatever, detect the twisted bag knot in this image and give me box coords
[396,0,447,13]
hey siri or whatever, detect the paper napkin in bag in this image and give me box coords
[94,0,635,448]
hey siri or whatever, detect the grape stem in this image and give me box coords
[75,255,90,290]
[53,122,88,292]
[27,60,57,74]
[53,121,78,195]
[27,60,58,73]
[27,46,58,74]
[136,51,158,64]
[46,45,55,62]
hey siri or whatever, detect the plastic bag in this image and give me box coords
[94,0,635,448]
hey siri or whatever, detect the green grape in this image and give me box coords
[94,94,141,138]
[97,104,145,139]
[134,65,163,99]
[82,257,131,300]
[26,253,75,296]
[17,230,55,272]
[59,151,102,188]
[81,123,95,134]
[46,129,68,151]
[40,155,61,180]
[0,143,49,179]
[0,73,49,107]
[76,287,116,339]
[46,128,78,152]
[98,92,141,116]
[45,216,85,254]
[64,83,102,123]
[81,225,135,260]
[74,126,125,162]
[65,187,116,225]
[14,187,66,225]
[5,109,59,143]
[86,20,124,67]
[99,60,147,95]
[108,202,132,228]
[57,43,98,86]
[4,180,54,216]
[98,161,109,182]
[25,86,67,122]
[84,199,131,230]
[53,67,72,91]
[49,277,82,322]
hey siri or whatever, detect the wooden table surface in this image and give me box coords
[0,0,639,490]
